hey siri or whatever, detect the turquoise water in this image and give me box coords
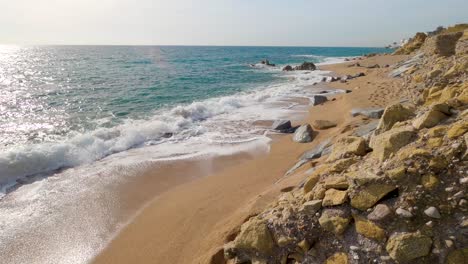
[0,45,389,185]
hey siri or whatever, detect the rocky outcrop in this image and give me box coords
[393,32,427,55]
[294,62,316,71]
[422,31,463,57]
[282,65,293,71]
[223,25,468,264]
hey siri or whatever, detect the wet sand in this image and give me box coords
[92,54,410,264]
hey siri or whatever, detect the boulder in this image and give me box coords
[303,173,321,194]
[350,108,385,119]
[325,252,349,264]
[350,183,396,210]
[294,62,316,71]
[354,215,386,241]
[375,103,414,135]
[260,59,275,66]
[327,136,367,161]
[282,65,293,71]
[319,209,351,235]
[371,126,416,162]
[322,189,348,206]
[422,31,463,57]
[293,124,314,143]
[312,120,337,130]
[233,218,274,254]
[271,120,292,132]
[367,204,392,221]
[310,95,328,106]
[385,232,432,263]
[412,109,448,129]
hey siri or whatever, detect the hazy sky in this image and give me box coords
[1,0,467,46]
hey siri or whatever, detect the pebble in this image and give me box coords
[349,246,360,251]
[460,199,467,206]
[424,206,441,219]
[426,221,434,227]
[453,191,464,199]
[396,208,413,218]
[460,177,468,184]
[445,240,454,248]
[445,187,455,192]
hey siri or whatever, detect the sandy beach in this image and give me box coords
[92,54,411,264]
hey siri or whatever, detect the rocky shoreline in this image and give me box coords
[223,26,467,264]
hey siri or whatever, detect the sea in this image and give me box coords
[0,45,389,263]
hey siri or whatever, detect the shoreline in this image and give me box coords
[92,54,410,263]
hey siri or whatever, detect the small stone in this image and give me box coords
[385,232,432,263]
[424,207,441,219]
[349,246,360,251]
[319,209,351,235]
[425,221,434,227]
[325,252,349,264]
[350,184,396,211]
[368,204,392,221]
[396,208,413,218]
[300,200,322,214]
[313,120,337,130]
[323,189,348,206]
[445,240,454,248]
[421,174,439,189]
[354,215,386,241]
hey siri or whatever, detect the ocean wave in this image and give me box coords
[0,67,335,191]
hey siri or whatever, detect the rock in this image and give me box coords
[424,206,441,219]
[375,103,414,135]
[313,120,337,130]
[325,252,349,264]
[350,183,396,211]
[233,218,274,254]
[260,59,275,66]
[271,120,292,132]
[300,200,322,214]
[352,72,365,78]
[350,108,385,119]
[371,126,417,162]
[426,68,442,79]
[294,62,317,71]
[422,31,463,57]
[368,204,392,221]
[282,65,293,71]
[322,189,348,206]
[394,32,427,55]
[303,173,321,194]
[293,124,314,143]
[323,176,349,189]
[446,248,468,264]
[395,208,413,218]
[354,215,386,241]
[447,121,468,139]
[310,95,328,106]
[385,232,432,263]
[412,109,448,129]
[386,166,406,181]
[327,136,367,161]
[421,174,439,189]
[366,64,380,69]
[329,158,358,173]
[319,209,351,235]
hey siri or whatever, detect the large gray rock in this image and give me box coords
[271,120,292,132]
[310,95,328,106]
[293,124,314,143]
[351,108,385,119]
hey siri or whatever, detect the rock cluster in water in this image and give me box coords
[223,26,468,264]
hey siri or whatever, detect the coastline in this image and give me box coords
[92,54,411,263]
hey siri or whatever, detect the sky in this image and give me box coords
[0,0,467,47]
